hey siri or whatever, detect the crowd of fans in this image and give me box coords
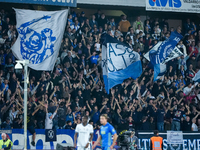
[0,8,200,137]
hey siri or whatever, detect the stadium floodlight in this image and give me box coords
[15,60,29,150]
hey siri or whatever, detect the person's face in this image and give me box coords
[94,106,98,111]
[181,55,184,59]
[124,90,127,94]
[68,52,71,57]
[65,86,69,91]
[92,15,95,20]
[123,15,126,20]
[189,64,193,70]
[128,117,132,122]
[77,119,81,124]
[1,135,6,140]
[101,14,105,19]
[78,90,82,95]
[68,28,71,32]
[45,94,48,99]
[188,83,192,88]
[106,108,110,113]
[82,116,88,124]
[100,116,107,125]
[86,111,89,116]
[4,79,8,84]
[11,107,15,112]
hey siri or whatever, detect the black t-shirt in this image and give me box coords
[182,120,191,131]
[13,119,22,129]
[35,109,46,123]
[27,113,34,127]
[57,106,67,121]
[173,110,185,122]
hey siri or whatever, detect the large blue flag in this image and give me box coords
[102,34,142,93]
[149,31,183,65]
[11,9,68,71]
[148,31,183,81]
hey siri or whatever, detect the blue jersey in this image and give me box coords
[100,122,116,148]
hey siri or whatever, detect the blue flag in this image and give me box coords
[102,34,142,93]
[148,31,183,81]
[11,9,68,71]
[149,31,183,65]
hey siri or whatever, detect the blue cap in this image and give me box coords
[48,113,52,118]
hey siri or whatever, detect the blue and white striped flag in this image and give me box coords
[11,9,68,70]
[102,34,142,93]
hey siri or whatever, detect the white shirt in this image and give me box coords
[75,123,93,147]
[45,112,56,129]
[183,83,198,95]
[192,123,198,131]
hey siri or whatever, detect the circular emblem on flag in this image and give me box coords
[48,130,54,139]
[18,15,56,65]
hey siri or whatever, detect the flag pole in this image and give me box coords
[24,60,29,150]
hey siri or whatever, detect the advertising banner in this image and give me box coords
[0,129,200,150]
[0,0,77,7]
[146,0,200,13]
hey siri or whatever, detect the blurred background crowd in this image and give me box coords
[0,8,200,132]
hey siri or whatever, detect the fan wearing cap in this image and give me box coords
[0,133,13,150]
[79,11,86,24]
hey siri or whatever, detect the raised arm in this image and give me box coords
[99,104,106,113]
[32,107,40,116]
[86,101,92,112]
[115,98,121,111]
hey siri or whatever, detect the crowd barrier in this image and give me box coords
[0,129,200,150]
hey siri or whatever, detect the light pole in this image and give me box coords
[15,60,29,150]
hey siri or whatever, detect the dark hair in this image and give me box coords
[67,121,71,124]
[83,115,89,120]
[154,130,159,135]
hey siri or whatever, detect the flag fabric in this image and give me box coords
[146,31,183,81]
[153,63,166,81]
[144,41,184,63]
[149,31,183,65]
[11,8,68,70]
[102,34,142,93]
[192,70,200,82]
[45,129,57,142]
